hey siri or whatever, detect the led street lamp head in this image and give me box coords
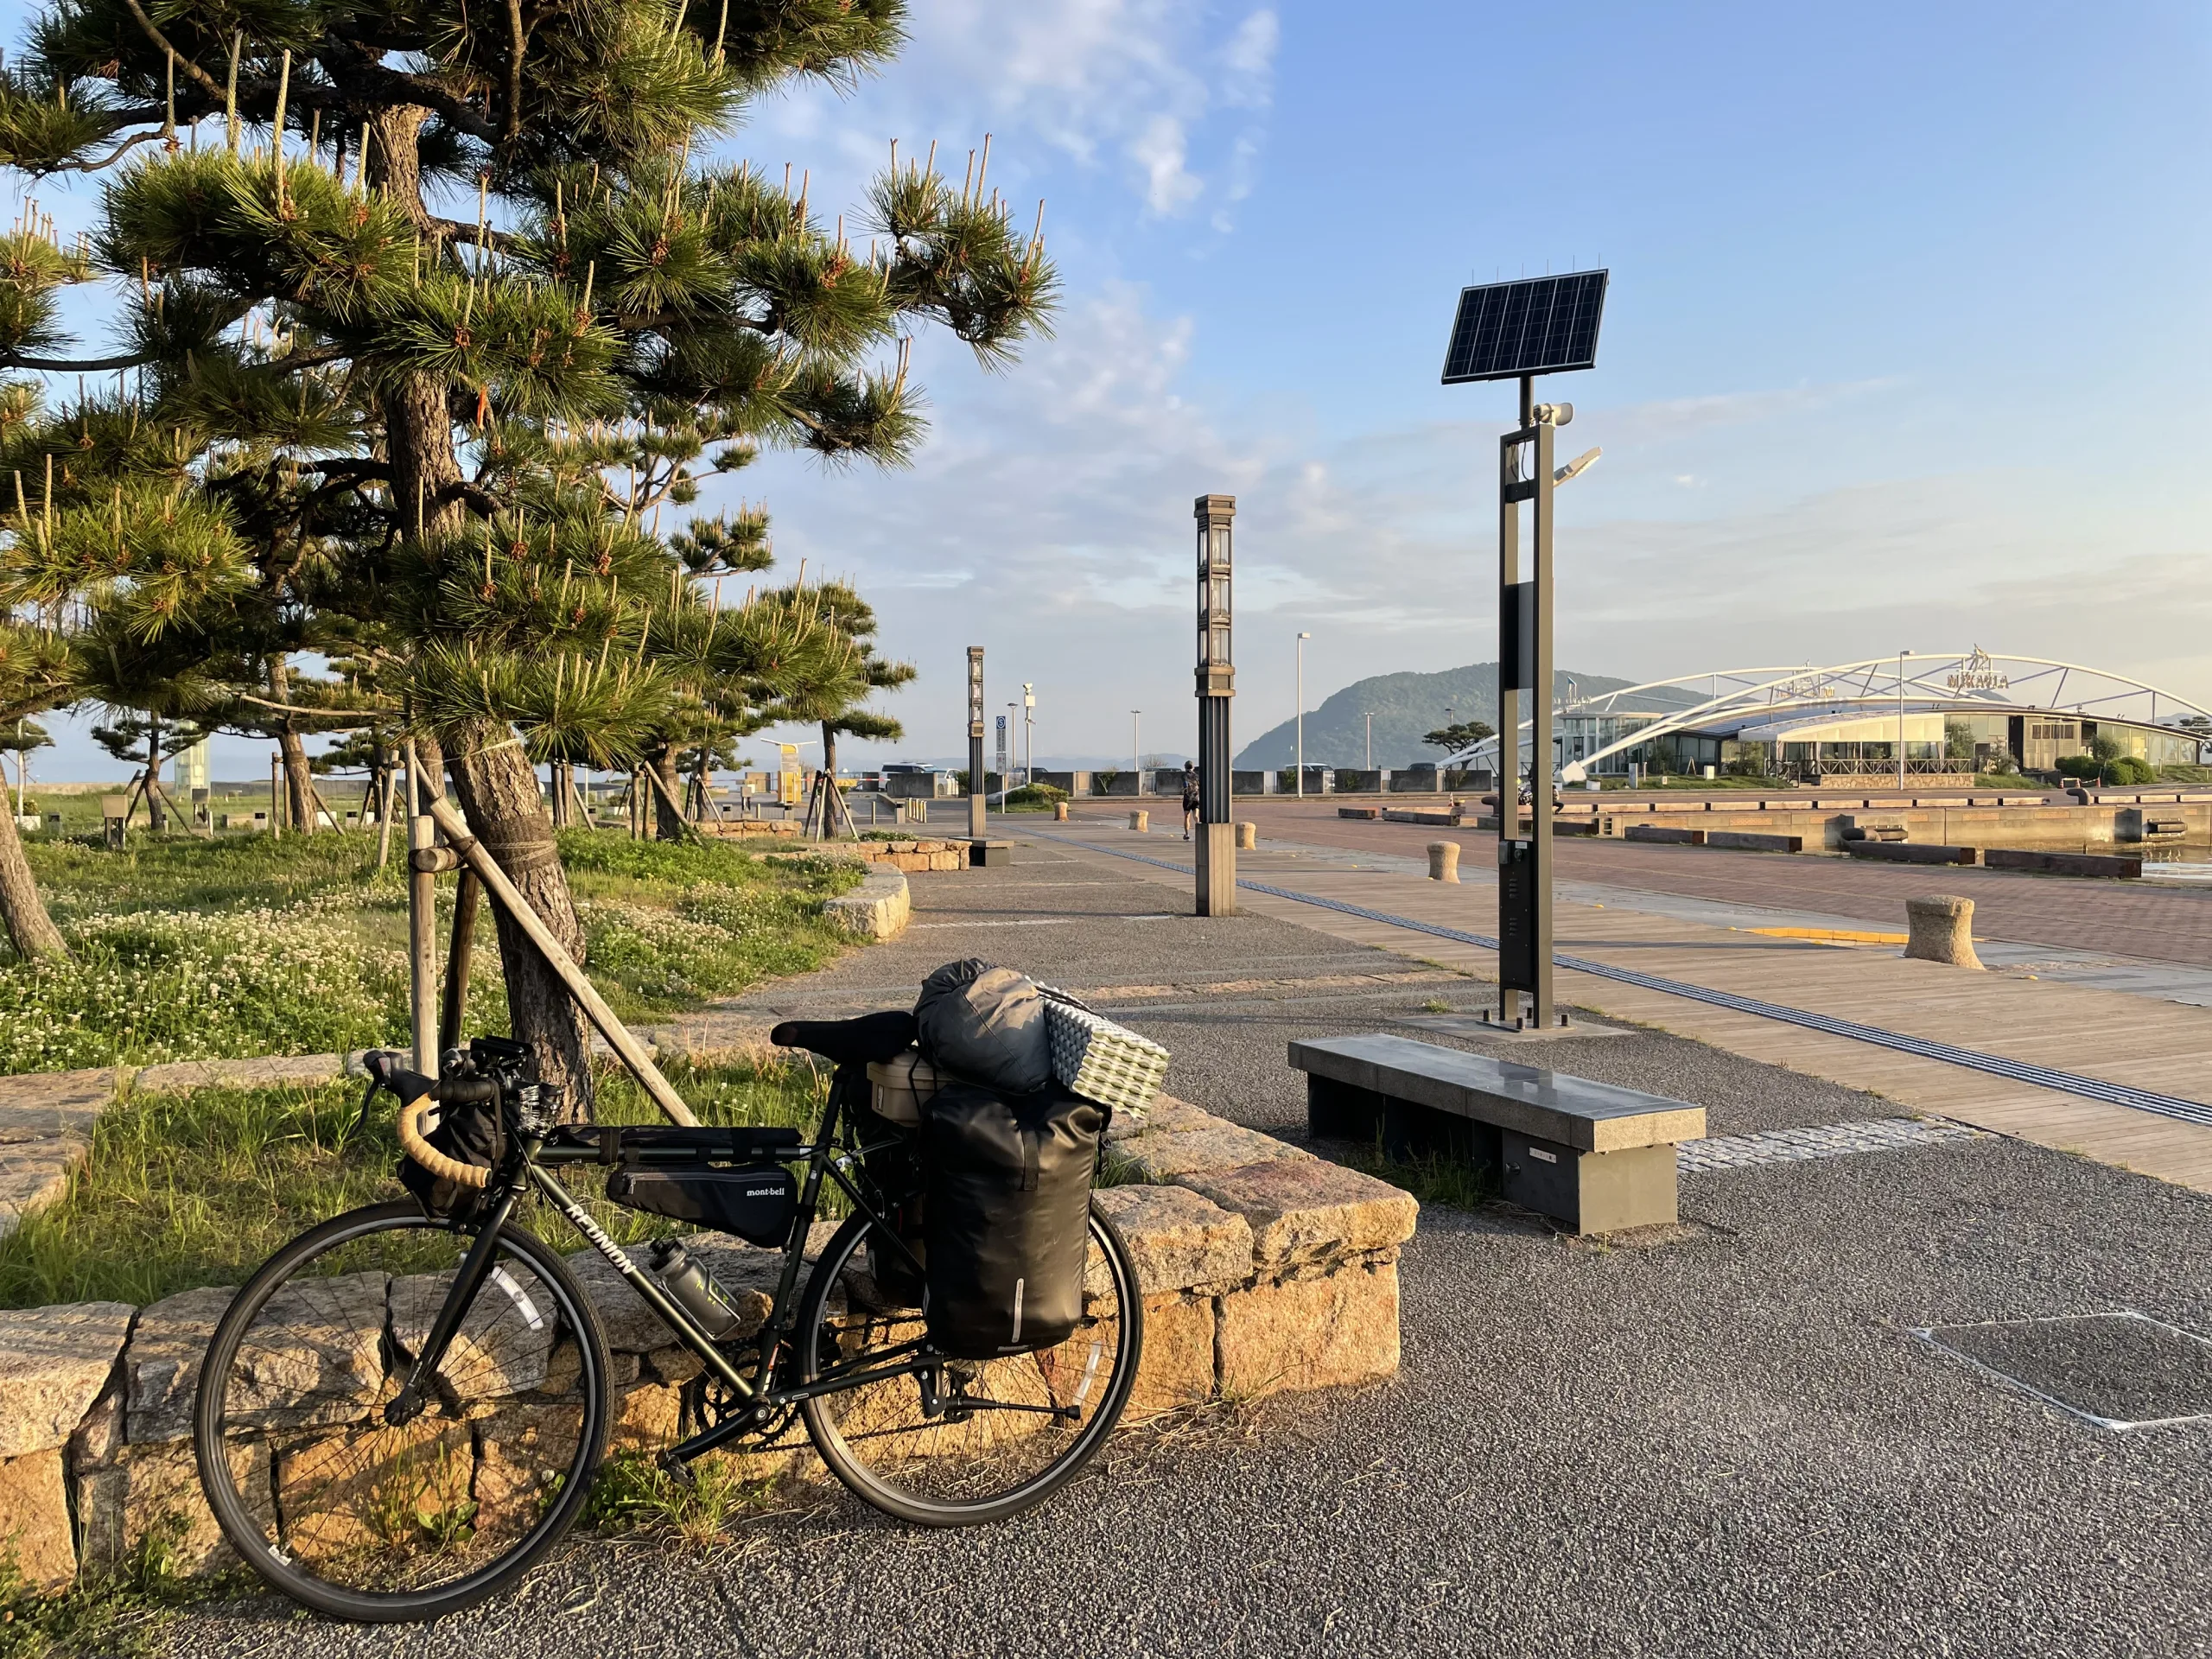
[1553,447,1602,485]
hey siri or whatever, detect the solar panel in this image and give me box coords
[1440,270,1608,385]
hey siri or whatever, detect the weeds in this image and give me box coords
[0,830,860,1072]
[0,1053,828,1310]
[1341,1139,1503,1213]
[0,1526,234,1659]
[582,1453,785,1548]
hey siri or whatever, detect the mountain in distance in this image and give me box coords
[1233,662,1633,771]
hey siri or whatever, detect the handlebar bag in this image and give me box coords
[922,1079,1106,1358]
[397,1086,504,1221]
[914,959,1054,1096]
[604,1166,798,1249]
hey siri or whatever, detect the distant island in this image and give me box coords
[1234,662,1630,770]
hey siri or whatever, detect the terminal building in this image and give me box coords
[1465,650,2210,785]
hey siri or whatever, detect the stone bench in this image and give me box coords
[1707,830,1802,854]
[1292,1033,1703,1235]
[1845,840,1979,866]
[1983,848,2143,880]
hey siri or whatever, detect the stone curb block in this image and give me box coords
[822,867,912,942]
[0,1096,1410,1590]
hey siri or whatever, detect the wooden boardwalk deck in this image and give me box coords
[1032,823,2212,1193]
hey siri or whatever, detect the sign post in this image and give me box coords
[1194,493,1237,916]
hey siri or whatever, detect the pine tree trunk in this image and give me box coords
[145,717,166,833]
[822,722,845,837]
[0,802,66,962]
[648,745,686,842]
[375,107,593,1118]
[445,723,594,1122]
[270,661,318,833]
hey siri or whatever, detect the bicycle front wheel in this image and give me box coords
[193,1200,611,1623]
[797,1200,1143,1526]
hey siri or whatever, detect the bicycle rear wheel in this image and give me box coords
[797,1200,1142,1526]
[194,1200,610,1623]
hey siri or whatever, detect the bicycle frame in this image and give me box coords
[396,1069,945,1470]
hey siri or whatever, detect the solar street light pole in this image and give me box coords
[1440,270,1608,1033]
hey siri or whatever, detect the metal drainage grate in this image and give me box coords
[1677,1116,1984,1173]
[1915,1312,2212,1430]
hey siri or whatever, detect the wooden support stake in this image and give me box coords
[375,766,397,868]
[640,760,704,842]
[418,791,698,1127]
[439,868,480,1058]
[406,746,438,1076]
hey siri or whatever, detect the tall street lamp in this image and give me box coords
[966,646,987,842]
[1131,711,1141,786]
[1022,683,1036,789]
[1440,268,1610,1033]
[1194,494,1236,914]
[1295,632,1312,798]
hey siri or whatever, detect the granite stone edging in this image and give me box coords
[0,1096,1412,1591]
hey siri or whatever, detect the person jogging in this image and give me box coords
[1180,761,1201,840]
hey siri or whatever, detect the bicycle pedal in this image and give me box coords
[655,1450,700,1490]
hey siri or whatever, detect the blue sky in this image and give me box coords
[9,0,2209,780]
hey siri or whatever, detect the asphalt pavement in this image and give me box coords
[167,836,2212,1659]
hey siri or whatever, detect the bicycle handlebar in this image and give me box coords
[396,1094,492,1191]
[364,1052,497,1191]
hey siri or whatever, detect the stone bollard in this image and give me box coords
[1129,810,1149,833]
[1054,801,1069,821]
[1904,895,1981,969]
[1236,822,1257,850]
[1427,841,1460,883]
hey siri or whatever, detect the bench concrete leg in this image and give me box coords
[1502,1130,1678,1234]
[1306,1076,1388,1143]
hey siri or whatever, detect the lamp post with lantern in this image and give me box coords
[966,646,987,842]
[1194,494,1236,915]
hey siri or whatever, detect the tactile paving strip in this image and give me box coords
[1677,1116,1985,1173]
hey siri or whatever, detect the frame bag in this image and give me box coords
[923,1079,1106,1358]
[604,1166,798,1248]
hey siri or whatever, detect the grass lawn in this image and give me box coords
[0,1052,830,1311]
[0,828,861,1076]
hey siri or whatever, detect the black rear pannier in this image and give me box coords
[923,1080,1105,1358]
[605,1166,798,1248]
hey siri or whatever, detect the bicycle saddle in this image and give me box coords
[769,1009,918,1065]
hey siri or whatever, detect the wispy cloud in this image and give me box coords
[741,0,1280,228]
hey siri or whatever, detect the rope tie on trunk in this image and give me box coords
[465,821,563,874]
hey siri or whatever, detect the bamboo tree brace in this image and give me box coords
[418,793,699,1126]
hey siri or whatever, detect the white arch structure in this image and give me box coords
[1452,650,2212,778]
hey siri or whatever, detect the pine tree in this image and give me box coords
[0,618,70,958]
[760,577,912,835]
[0,0,1055,1104]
